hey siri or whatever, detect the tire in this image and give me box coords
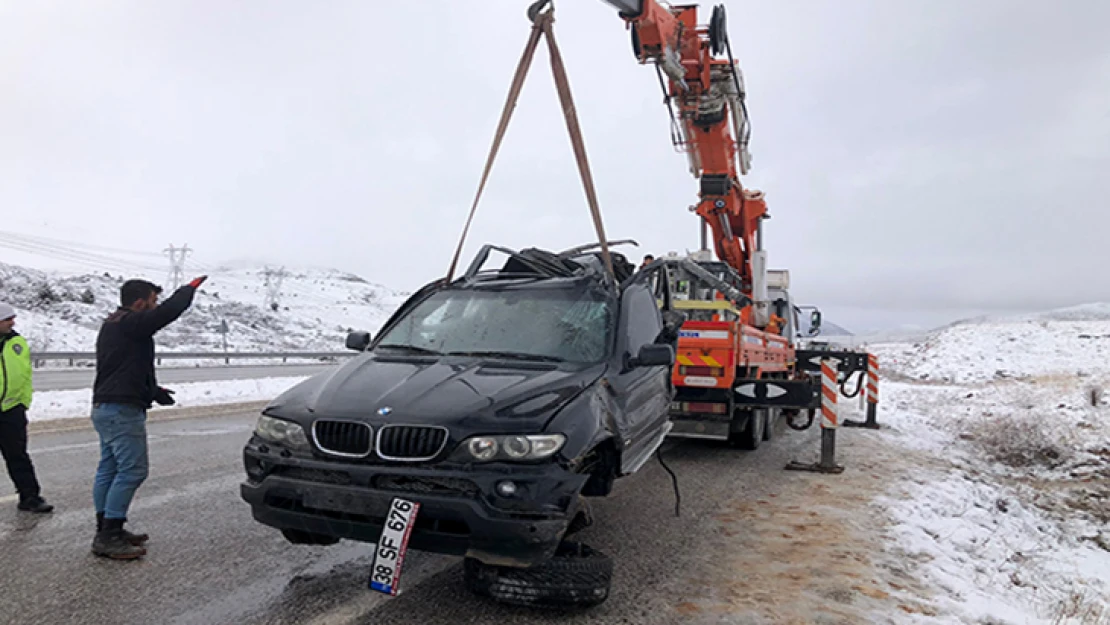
[731,408,765,450]
[464,541,613,609]
[281,528,340,546]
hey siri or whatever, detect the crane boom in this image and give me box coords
[598,0,767,322]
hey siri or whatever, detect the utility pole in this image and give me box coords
[263,265,287,312]
[164,243,192,290]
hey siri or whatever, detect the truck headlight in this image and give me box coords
[451,434,566,463]
[254,415,311,451]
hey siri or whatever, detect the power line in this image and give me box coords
[0,228,223,275]
[0,235,165,274]
[0,233,159,269]
[0,228,164,258]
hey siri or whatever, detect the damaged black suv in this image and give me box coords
[240,242,679,606]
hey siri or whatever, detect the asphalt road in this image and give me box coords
[33,364,338,391]
[0,409,819,625]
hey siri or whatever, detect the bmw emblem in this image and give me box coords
[377,406,393,416]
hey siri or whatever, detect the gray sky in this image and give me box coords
[2,0,1107,334]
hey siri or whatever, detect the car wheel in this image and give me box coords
[464,541,613,609]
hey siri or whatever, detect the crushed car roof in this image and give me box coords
[456,241,638,288]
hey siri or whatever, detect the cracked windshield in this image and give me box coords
[376,288,612,363]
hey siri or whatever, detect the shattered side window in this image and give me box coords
[622,285,663,354]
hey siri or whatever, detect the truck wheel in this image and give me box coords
[464,541,613,609]
[281,528,340,546]
[731,408,765,450]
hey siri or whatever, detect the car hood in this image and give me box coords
[266,354,605,432]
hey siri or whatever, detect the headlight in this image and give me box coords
[451,434,566,463]
[254,415,311,451]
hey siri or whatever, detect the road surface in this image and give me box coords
[0,408,825,625]
[33,364,338,391]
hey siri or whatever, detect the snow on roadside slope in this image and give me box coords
[27,376,310,423]
[864,306,1110,623]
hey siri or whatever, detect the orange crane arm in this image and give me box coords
[598,0,767,297]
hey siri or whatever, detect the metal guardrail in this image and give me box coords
[32,351,356,367]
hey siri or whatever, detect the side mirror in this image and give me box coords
[661,309,686,332]
[345,331,371,351]
[809,310,822,334]
[656,309,687,345]
[629,344,674,368]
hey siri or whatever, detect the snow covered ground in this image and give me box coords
[864,305,1110,624]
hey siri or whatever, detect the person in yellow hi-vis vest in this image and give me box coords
[0,302,53,513]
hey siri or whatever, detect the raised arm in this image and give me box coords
[121,277,207,337]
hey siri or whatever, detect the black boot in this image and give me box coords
[97,512,149,546]
[17,496,53,514]
[92,517,146,560]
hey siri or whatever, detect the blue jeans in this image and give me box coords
[91,403,150,520]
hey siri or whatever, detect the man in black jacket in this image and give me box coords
[90,276,206,559]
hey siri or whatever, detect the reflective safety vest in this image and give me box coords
[0,333,33,411]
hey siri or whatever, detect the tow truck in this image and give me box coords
[595,0,873,441]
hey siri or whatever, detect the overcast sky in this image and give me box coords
[2,0,1107,334]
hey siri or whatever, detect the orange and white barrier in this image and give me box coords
[845,352,881,429]
[866,354,879,404]
[785,357,846,473]
[820,360,838,429]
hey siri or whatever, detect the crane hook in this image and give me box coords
[527,0,553,23]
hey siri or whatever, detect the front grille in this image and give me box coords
[376,425,448,461]
[312,420,373,457]
[274,466,353,486]
[372,475,478,498]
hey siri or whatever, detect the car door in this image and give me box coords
[609,283,673,475]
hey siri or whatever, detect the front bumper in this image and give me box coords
[240,440,588,568]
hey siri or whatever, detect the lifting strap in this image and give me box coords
[444,1,616,286]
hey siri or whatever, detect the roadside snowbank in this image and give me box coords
[26,377,309,423]
[864,307,1110,623]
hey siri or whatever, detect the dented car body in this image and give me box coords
[240,243,678,567]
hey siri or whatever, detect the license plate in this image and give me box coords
[368,497,420,595]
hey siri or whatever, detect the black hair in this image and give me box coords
[120,279,163,307]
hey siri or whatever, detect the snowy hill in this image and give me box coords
[0,261,411,353]
[868,303,1110,384]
